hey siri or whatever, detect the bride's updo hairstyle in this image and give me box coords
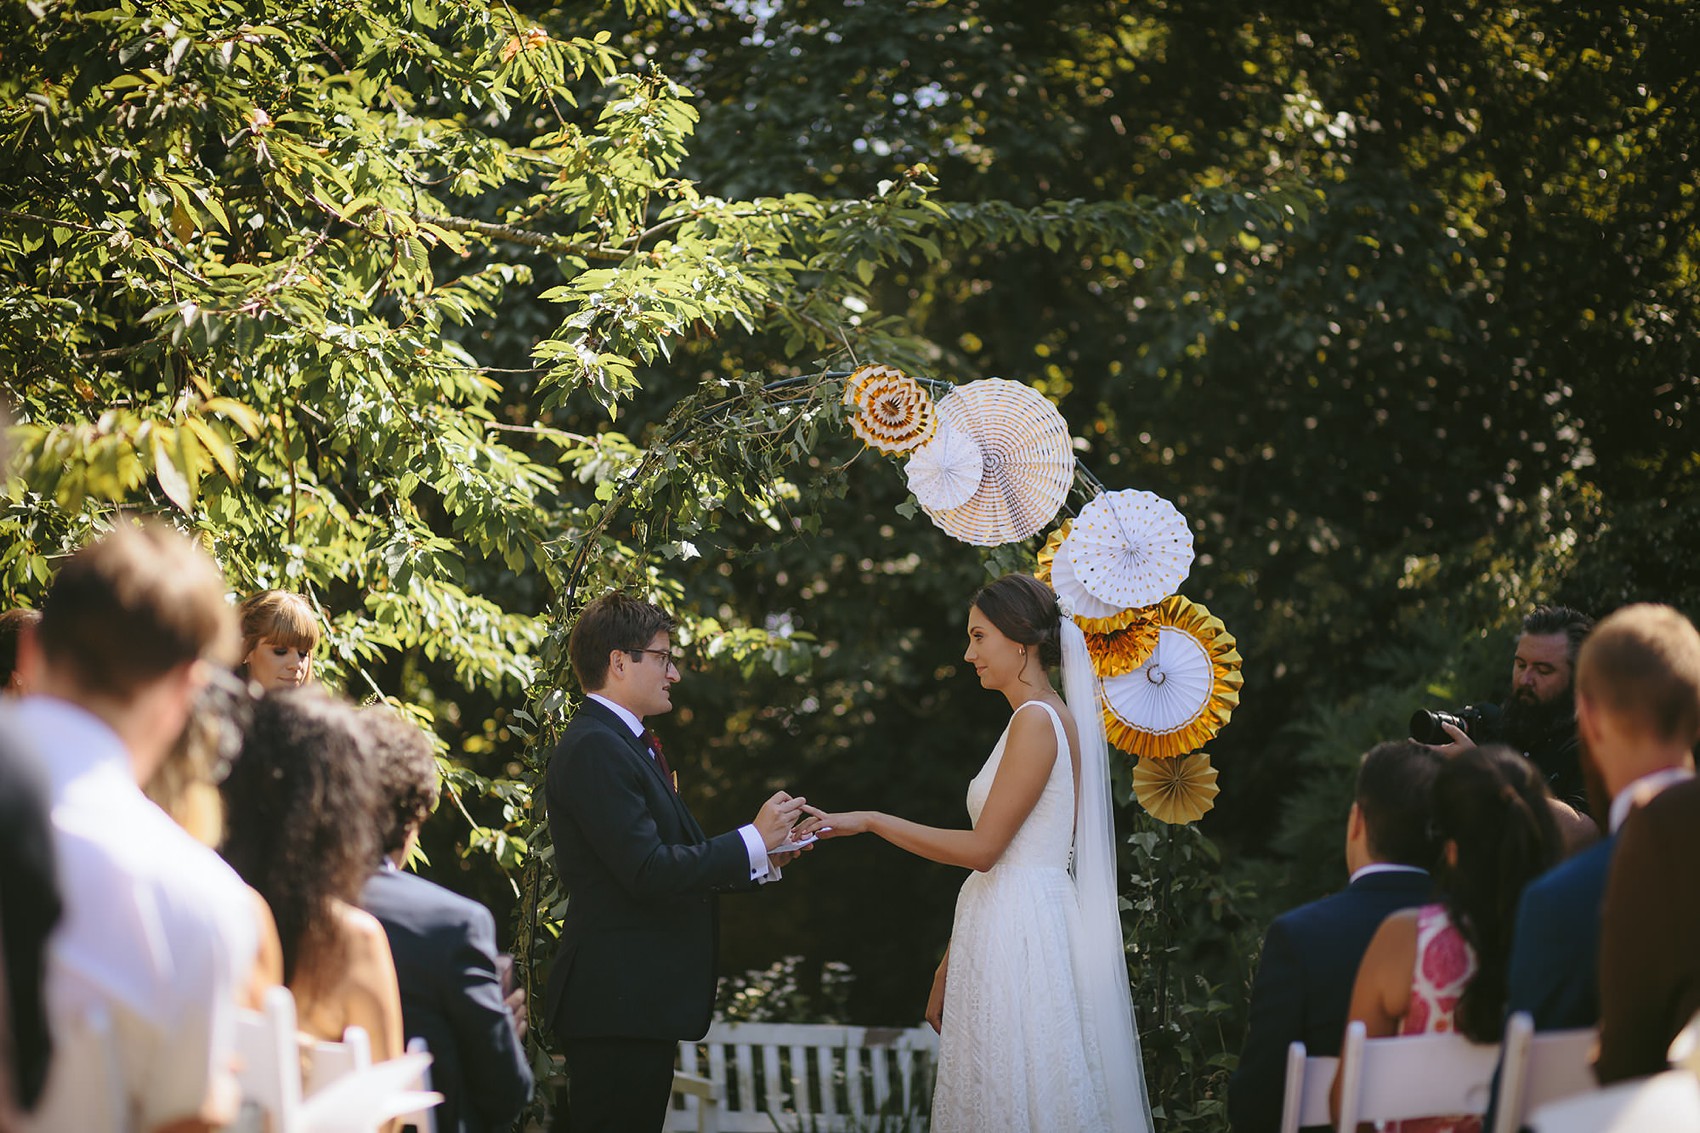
[971,573,1064,668]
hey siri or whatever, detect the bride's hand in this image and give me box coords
[925,957,947,1034]
[796,806,869,838]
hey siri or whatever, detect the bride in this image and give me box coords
[798,573,1153,1132]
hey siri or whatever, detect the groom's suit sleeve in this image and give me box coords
[551,724,752,896]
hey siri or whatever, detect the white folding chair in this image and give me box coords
[298,1027,439,1133]
[1334,1019,1501,1132]
[21,1003,128,1133]
[1529,1070,1700,1132]
[234,985,305,1133]
[1490,1012,1599,1133]
[305,1024,374,1098]
[1278,1041,1338,1133]
[396,1036,439,1133]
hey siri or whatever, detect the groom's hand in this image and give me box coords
[754,791,808,849]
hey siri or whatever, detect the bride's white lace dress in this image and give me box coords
[931,699,1116,1132]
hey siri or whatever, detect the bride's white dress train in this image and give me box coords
[931,700,1153,1132]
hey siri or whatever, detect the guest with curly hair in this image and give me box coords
[220,689,404,1084]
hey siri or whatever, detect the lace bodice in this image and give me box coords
[966,700,1074,870]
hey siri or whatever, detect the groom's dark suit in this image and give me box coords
[544,697,760,1130]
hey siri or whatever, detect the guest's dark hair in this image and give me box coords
[361,705,441,856]
[0,607,41,685]
[1354,740,1444,868]
[971,574,1063,669]
[1430,744,1560,1042]
[1521,605,1593,666]
[568,593,676,692]
[38,522,236,698]
[220,689,380,986]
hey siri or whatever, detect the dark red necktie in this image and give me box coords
[642,729,676,792]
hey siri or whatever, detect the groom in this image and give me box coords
[544,592,807,1132]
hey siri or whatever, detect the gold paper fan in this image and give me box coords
[844,364,937,455]
[1036,522,1145,634]
[1085,617,1159,678]
[1133,752,1220,824]
[1101,595,1243,759]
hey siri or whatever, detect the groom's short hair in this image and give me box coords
[1356,739,1444,868]
[569,593,676,692]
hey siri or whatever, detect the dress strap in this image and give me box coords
[1011,700,1070,757]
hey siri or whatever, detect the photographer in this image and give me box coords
[1417,605,1595,815]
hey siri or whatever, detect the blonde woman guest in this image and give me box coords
[237,590,320,690]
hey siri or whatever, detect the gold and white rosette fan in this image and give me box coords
[843,364,937,455]
[1133,752,1220,824]
[1101,595,1242,760]
[918,378,1074,546]
[1068,489,1194,609]
[904,420,982,512]
[1036,522,1144,634]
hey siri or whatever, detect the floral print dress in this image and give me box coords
[1394,902,1482,1133]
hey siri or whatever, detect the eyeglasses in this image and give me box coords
[631,648,681,668]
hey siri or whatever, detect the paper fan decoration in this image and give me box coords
[1085,616,1159,678]
[1101,595,1242,759]
[844,364,937,454]
[1068,489,1195,608]
[905,421,982,512]
[1038,523,1145,633]
[1133,753,1220,824]
[919,378,1073,546]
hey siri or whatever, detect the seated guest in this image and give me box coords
[1592,609,1700,1085]
[358,707,533,1133]
[0,609,40,693]
[143,672,286,1007]
[220,690,404,1077]
[1338,746,1559,1133]
[1597,777,1700,1082]
[0,714,59,1120]
[12,523,259,1133]
[236,590,319,691]
[1228,740,1442,1133]
[1505,604,1698,1032]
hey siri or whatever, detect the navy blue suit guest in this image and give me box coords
[1228,740,1442,1133]
[357,707,532,1133]
[1503,604,1698,1032]
[1487,604,1699,1129]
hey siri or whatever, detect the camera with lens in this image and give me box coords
[1409,703,1503,746]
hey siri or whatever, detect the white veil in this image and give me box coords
[1062,616,1155,1132]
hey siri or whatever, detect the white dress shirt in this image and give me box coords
[9,696,259,1132]
[1608,765,1695,834]
[587,694,776,882]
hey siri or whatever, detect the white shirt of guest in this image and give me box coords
[9,696,259,1132]
[587,693,777,883]
[1608,765,1695,834]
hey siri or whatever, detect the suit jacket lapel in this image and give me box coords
[578,699,700,833]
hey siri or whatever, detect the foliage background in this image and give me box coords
[4,1,1696,1127]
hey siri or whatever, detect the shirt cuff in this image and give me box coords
[738,824,776,883]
